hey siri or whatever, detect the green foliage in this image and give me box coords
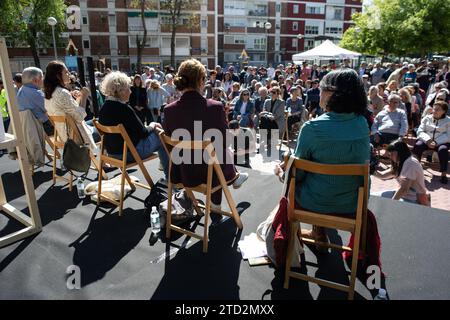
[0,0,67,48]
[340,0,450,57]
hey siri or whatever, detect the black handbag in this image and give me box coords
[62,120,90,174]
[63,139,91,173]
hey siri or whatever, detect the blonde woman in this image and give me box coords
[147,80,169,123]
[98,71,168,176]
[368,85,384,116]
[399,88,413,128]
[386,80,398,95]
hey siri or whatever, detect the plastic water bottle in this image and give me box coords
[76,177,85,199]
[150,206,161,234]
[374,288,387,300]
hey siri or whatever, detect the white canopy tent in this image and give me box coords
[292,40,361,63]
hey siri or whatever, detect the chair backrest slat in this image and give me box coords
[289,158,369,177]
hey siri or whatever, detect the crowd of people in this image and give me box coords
[0,57,449,210]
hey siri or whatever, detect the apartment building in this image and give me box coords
[5,0,361,73]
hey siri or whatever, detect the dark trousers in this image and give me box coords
[370,132,399,147]
[42,119,54,137]
[144,108,159,125]
[413,140,449,172]
[3,117,10,133]
[259,115,278,144]
[287,114,301,131]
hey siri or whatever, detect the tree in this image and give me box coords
[128,0,158,74]
[0,0,67,68]
[160,0,200,67]
[340,0,450,58]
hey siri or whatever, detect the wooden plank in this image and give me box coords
[288,272,350,293]
[1,203,33,226]
[300,237,352,252]
[293,210,355,232]
[0,226,39,248]
[170,224,203,240]
[0,37,42,231]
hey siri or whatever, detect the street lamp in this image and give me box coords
[297,34,304,52]
[263,22,272,66]
[47,17,58,60]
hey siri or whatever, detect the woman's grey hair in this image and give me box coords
[100,71,131,98]
[21,67,43,84]
[387,93,401,102]
[258,86,268,95]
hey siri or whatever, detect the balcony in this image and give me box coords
[248,9,268,17]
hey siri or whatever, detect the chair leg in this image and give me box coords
[118,168,127,216]
[97,158,104,206]
[203,190,211,253]
[222,184,243,229]
[52,147,57,186]
[166,179,173,239]
[284,221,298,289]
[68,172,73,192]
[348,226,362,300]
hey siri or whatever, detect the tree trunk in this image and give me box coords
[136,0,147,74]
[28,28,40,68]
[170,24,176,68]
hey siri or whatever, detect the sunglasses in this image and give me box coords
[242,93,249,96]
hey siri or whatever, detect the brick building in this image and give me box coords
[5,0,362,74]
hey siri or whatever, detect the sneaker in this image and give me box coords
[232,172,249,189]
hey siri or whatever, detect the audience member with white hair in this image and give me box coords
[17,67,54,136]
[371,93,408,147]
[98,71,168,176]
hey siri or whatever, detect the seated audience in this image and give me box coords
[162,59,248,211]
[286,86,308,132]
[44,61,96,148]
[375,139,429,205]
[232,88,255,128]
[370,93,408,147]
[276,69,371,244]
[413,101,450,184]
[368,85,384,116]
[98,71,168,176]
[259,86,285,146]
[17,67,54,136]
[129,75,147,124]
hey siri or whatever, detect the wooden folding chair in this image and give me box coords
[279,110,290,147]
[158,130,243,253]
[283,156,369,300]
[47,115,74,191]
[93,119,158,216]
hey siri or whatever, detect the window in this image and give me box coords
[325,27,343,34]
[201,19,207,28]
[108,14,116,27]
[305,39,314,50]
[129,36,158,48]
[110,37,118,50]
[276,4,281,12]
[305,25,319,35]
[83,40,90,49]
[292,38,298,48]
[253,38,266,50]
[224,1,246,15]
[201,38,207,51]
[334,8,343,20]
[293,5,299,14]
[82,16,88,24]
[351,8,358,17]
[292,22,298,31]
[306,5,323,15]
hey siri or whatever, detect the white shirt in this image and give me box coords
[240,101,248,115]
[397,156,427,201]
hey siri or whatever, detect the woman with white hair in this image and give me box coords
[98,71,168,176]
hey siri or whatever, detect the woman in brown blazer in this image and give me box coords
[163,59,248,209]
